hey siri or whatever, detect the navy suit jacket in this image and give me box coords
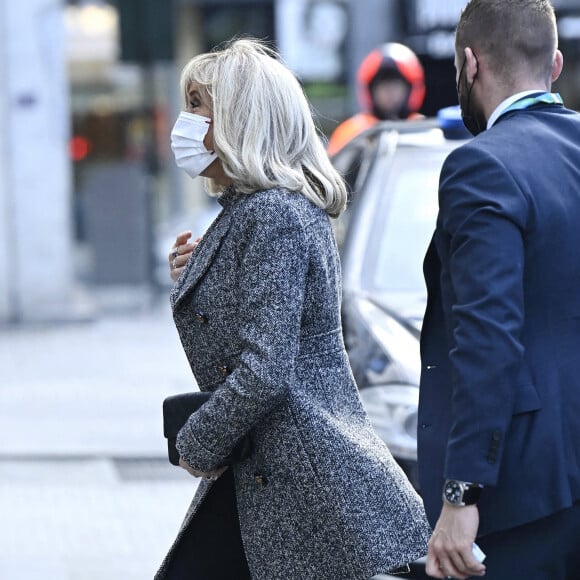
[419,102,580,536]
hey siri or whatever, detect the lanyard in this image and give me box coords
[502,92,563,116]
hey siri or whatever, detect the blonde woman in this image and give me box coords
[159,38,430,580]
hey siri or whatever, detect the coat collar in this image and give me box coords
[217,184,246,209]
[171,186,251,309]
[170,205,234,310]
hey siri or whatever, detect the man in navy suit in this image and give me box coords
[418,1,580,578]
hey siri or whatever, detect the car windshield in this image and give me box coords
[364,148,445,295]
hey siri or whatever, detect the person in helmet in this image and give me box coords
[327,42,426,156]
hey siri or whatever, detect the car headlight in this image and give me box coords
[345,297,420,460]
[353,297,420,383]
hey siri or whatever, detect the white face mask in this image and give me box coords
[170,112,218,179]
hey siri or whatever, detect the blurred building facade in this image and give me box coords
[1,0,579,324]
[0,0,76,324]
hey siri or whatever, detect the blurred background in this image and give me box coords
[1,0,579,322]
[0,1,579,578]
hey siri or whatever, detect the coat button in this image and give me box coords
[254,474,268,486]
[195,311,207,324]
[218,364,230,376]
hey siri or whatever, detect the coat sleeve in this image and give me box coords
[436,145,530,486]
[176,200,309,471]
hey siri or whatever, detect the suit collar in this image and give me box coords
[490,91,563,128]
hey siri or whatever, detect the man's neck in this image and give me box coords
[484,81,551,121]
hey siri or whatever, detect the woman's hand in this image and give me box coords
[178,457,228,480]
[169,231,201,281]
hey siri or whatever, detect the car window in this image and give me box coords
[364,148,444,294]
[332,138,378,252]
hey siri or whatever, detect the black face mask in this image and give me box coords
[456,54,487,136]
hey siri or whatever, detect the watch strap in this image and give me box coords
[461,483,483,505]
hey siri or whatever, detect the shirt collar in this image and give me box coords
[487,90,545,129]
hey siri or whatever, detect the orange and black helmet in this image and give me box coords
[357,42,425,119]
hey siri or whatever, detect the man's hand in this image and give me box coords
[178,457,228,480]
[169,231,201,281]
[426,504,486,579]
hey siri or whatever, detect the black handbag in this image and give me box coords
[162,391,251,466]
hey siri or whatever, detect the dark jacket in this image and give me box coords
[157,187,430,580]
[419,103,580,536]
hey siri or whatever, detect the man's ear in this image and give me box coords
[552,49,563,83]
[464,47,479,84]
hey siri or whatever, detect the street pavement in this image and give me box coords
[0,300,197,580]
[0,298,398,580]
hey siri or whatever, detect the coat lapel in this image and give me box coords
[171,208,234,311]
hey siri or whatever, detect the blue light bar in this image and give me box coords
[438,105,472,140]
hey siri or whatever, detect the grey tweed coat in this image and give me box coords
[156,187,430,580]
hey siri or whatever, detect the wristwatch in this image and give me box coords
[443,479,483,507]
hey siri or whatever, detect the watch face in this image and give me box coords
[444,480,462,504]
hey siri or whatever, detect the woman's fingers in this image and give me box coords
[175,231,193,246]
[178,458,228,480]
[169,234,201,281]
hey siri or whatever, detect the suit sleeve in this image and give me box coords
[437,145,529,486]
[176,201,308,471]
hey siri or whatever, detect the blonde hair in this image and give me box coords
[179,38,347,217]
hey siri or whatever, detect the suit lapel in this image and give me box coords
[171,208,234,311]
[423,234,440,295]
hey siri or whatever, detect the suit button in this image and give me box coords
[195,311,207,324]
[254,474,268,486]
[487,453,497,464]
[218,364,230,376]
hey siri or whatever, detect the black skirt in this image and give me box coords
[164,468,252,579]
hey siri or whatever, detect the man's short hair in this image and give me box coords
[456,0,557,85]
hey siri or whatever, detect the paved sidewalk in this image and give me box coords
[0,458,195,580]
[0,302,198,580]
[0,303,399,580]
[0,301,194,458]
